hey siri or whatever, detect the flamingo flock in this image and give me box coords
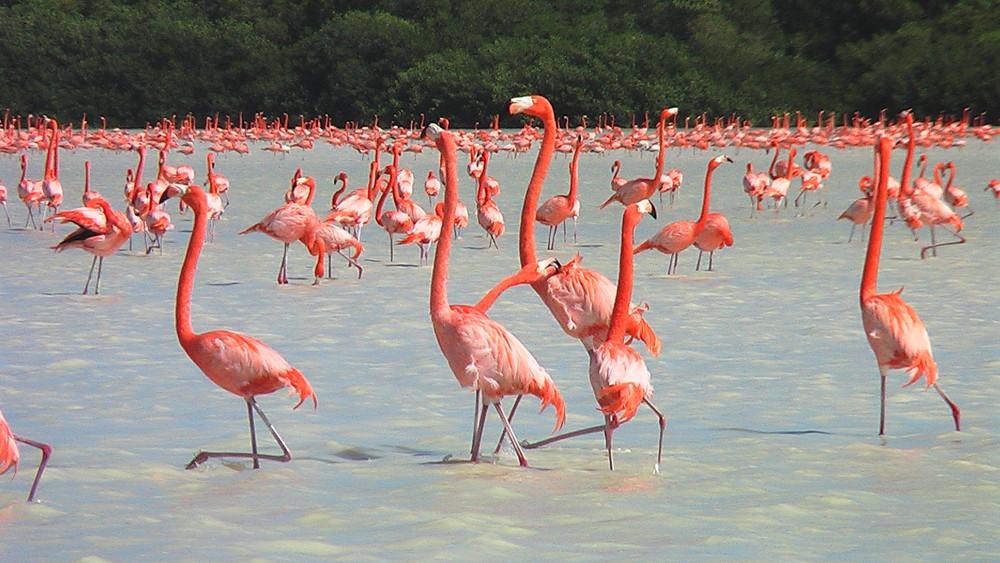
[3,98,994,503]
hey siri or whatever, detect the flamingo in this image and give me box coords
[18,153,44,229]
[396,202,442,265]
[81,161,101,206]
[177,184,317,469]
[307,220,364,280]
[510,94,661,355]
[610,160,627,192]
[536,135,582,250]
[634,155,732,275]
[837,195,873,243]
[764,147,796,210]
[40,119,64,226]
[942,162,970,213]
[425,123,565,466]
[0,178,10,227]
[860,136,960,436]
[741,162,769,216]
[475,150,504,249]
[0,408,52,503]
[599,107,678,208]
[424,170,440,205]
[590,200,664,470]
[374,179,412,262]
[985,179,1000,199]
[45,195,132,294]
[206,153,230,206]
[238,170,319,284]
[694,212,733,271]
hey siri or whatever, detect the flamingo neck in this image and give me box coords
[861,138,893,303]
[567,142,581,203]
[654,114,667,184]
[374,185,390,225]
[430,131,459,316]
[899,114,916,197]
[607,206,641,344]
[518,99,556,267]
[697,162,717,227]
[176,195,208,346]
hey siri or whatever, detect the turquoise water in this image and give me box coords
[1,136,997,560]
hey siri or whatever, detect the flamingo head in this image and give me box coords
[508,95,551,119]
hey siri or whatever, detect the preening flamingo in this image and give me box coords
[860,136,960,436]
[177,185,317,469]
[425,123,565,466]
[634,155,732,275]
[45,195,132,294]
[0,408,52,502]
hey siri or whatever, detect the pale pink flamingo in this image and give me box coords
[0,407,52,502]
[860,136,960,436]
[239,171,319,284]
[610,160,627,192]
[374,179,412,262]
[81,161,101,206]
[45,195,132,294]
[658,168,684,206]
[764,147,797,210]
[425,123,565,466]
[177,185,317,469]
[985,179,1000,199]
[307,220,364,280]
[741,161,769,216]
[536,135,582,249]
[599,107,678,208]
[17,154,44,229]
[837,195,873,242]
[634,155,731,275]
[0,177,10,227]
[206,153,230,206]
[142,182,174,254]
[942,162,970,214]
[694,211,733,271]
[397,202,442,265]
[326,169,376,238]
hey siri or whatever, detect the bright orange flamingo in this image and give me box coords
[45,194,132,294]
[177,184,317,469]
[1,408,52,502]
[425,123,565,466]
[590,199,663,470]
[600,107,678,208]
[860,136,960,436]
[536,135,582,250]
[634,155,731,275]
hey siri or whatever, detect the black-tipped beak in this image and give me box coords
[725,156,733,163]
[649,203,658,220]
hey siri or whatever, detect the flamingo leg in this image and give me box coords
[185,397,292,470]
[522,423,608,449]
[93,256,104,295]
[2,203,10,227]
[278,242,290,284]
[492,394,522,454]
[470,392,487,462]
[643,398,666,474]
[920,230,965,259]
[933,383,961,432]
[13,435,51,503]
[83,255,99,295]
[879,367,887,436]
[337,250,364,279]
[492,402,528,467]
[604,414,616,471]
[696,251,704,271]
[572,216,578,243]
[707,251,715,271]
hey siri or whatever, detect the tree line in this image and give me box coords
[1,0,996,129]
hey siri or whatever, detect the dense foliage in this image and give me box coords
[1,0,996,128]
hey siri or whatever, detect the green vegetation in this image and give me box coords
[1,0,996,128]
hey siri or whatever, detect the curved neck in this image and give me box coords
[176,196,207,346]
[607,206,642,343]
[861,138,893,303]
[768,146,781,177]
[518,100,557,266]
[430,131,459,315]
[374,185,390,224]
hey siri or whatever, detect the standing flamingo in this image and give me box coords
[860,136,960,436]
[45,195,132,294]
[0,178,10,227]
[634,155,732,275]
[18,153,44,229]
[590,200,664,470]
[177,185,317,469]
[1,408,52,502]
[536,135,582,250]
[475,149,504,249]
[693,212,733,271]
[239,170,319,284]
[374,179,412,262]
[424,170,440,205]
[41,119,64,226]
[425,123,565,466]
[599,107,678,208]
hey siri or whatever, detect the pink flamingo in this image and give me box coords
[694,212,733,271]
[599,107,678,208]
[426,123,565,466]
[474,149,505,249]
[41,119,64,226]
[0,408,52,502]
[634,155,731,275]
[0,177,10,227]
[610,160,627,192]
[177,185,317,469]
[536,135,582,250]
[860,136,960,436]
[45,195,132,294]
[741,161,769,216]
[18,154,44,229]
[397,202,442,265]
[374,179,413,262]
[239,170,319,284]
[837,195,873,242]
[424,170,440,205]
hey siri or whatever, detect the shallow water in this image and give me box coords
[1,135,998,561]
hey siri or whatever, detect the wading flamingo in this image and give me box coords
[177,185,317,469]
[536,135,582,249]
[860,136,960,436]
[634,155,731,275]
[599,107,678,208]
[425,123,565,467]
[1,408,52,502]
[45,195,132,294]
[693,211,733,271]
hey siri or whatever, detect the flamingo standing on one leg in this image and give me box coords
[536,135,582,250]
[425,123,565,466]
[634,155,731,275]
[177,185,317,469]
[860,136,960,436]
[1,408,52,502]
[590,199,664,471]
